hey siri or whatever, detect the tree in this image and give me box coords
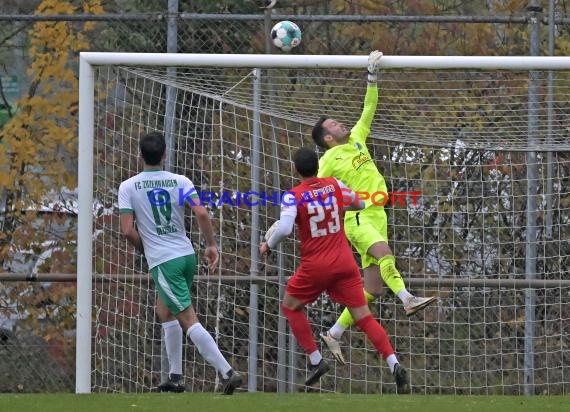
[0,0,102,384]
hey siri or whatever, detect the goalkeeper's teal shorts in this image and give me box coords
[344,207,388,269]
[150,254,196,315]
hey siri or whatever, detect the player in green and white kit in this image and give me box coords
[312,51,437,365]
[118,132,242,395]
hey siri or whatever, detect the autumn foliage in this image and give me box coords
[0,0,102,390]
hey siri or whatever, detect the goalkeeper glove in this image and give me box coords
[367,50,383,82]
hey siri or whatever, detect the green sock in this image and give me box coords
[337,289,376,329]
[378,255,406,295]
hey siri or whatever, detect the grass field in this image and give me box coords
[0,393,568,412]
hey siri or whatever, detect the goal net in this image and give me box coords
[78,54,570,395]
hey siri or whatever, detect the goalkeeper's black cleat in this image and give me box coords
[221,369,243,395]
[304,359,330,386]
[158,373,185,393]
[393,363,410,394]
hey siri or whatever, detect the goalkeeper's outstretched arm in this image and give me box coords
[350,50,382,143]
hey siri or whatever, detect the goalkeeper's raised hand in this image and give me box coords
[367,50,383,82]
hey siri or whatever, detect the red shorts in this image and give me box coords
[286,262,366,307]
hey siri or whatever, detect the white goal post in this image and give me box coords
[77,53,570,395]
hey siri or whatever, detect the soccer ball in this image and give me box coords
[270,21,302,52]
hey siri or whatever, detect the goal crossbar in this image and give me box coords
[80,52,570,69]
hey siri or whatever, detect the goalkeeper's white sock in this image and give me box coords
[163,320,183,375]
[329,322,346,340]
[187,323,232,378]
[397,289,414,304]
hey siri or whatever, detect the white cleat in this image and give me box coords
[320,332,346,365]
[404,295,437,317]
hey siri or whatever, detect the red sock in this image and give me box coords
[281,304,318,354]
[355,314,394,359]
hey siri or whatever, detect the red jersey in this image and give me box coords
[288,177,354,271]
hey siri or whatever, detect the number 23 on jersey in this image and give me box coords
[306,196,340,238]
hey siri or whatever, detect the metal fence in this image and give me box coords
[0,2,560,113]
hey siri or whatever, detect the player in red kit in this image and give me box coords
[260,147,409,392]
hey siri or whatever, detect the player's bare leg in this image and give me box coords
[362,264,384,297]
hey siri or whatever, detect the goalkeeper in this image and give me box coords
[311,50,437,364]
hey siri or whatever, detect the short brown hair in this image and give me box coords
[311,115,330,149]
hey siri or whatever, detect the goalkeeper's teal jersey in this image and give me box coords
[317,84,388,212]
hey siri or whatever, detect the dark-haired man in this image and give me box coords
[260,147,409,392]
[118,131,242,395]
[311,51,436,365]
